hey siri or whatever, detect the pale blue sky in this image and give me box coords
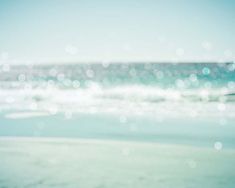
[0,0,235,63]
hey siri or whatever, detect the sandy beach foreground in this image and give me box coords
[0,137,235,188]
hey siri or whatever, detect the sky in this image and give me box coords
[0,0,235,64]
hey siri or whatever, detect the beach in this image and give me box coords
[0,137,235,188]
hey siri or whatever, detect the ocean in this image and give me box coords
[0,62,235,187]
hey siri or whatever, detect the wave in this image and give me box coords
[95,85,235,103]
[1,84,235,103]
[0,84,235,117]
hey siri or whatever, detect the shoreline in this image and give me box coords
[0,135,233,152]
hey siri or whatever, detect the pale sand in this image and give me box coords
[0,137,235,188]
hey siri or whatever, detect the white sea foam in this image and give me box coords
[0,84,235,118]
[4,111,50,119]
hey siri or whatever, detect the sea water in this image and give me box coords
[0,62,235,187]
[0,63,235,145]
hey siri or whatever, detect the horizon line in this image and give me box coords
[2,61,234,66]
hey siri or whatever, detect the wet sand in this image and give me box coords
[0,137,235,188]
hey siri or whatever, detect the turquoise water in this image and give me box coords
[0,62,235,187]
[1,63,235,89]
[1,112,235,148]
